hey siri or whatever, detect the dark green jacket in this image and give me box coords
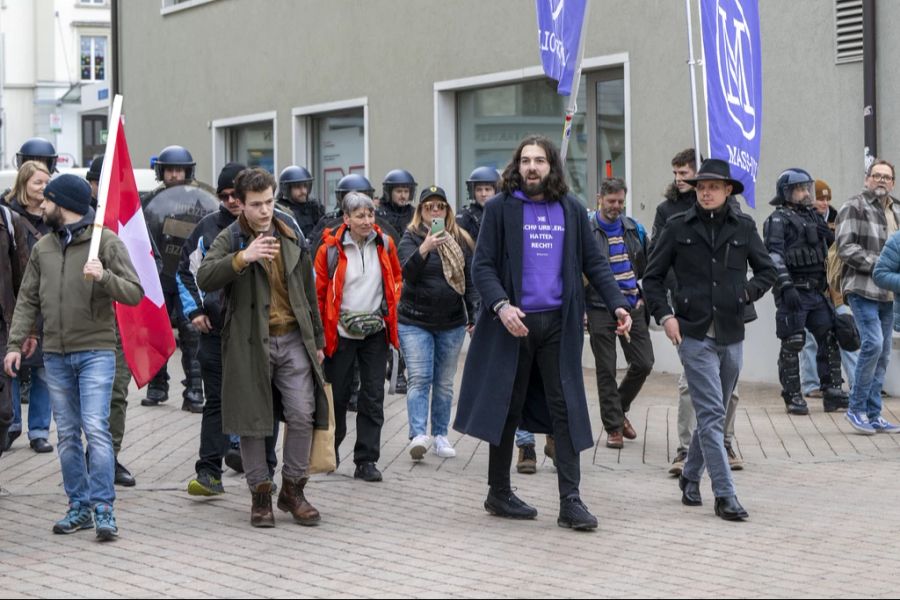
[8,225,143,354]
[197,215,327,437]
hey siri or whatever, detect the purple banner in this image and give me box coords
[700,0,762,207]
[535,0,587,96]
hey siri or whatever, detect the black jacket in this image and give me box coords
[643,202,776,345]
[397,228,475,330]
[377,201,414,237]
[276,198,325,241]
[176,205,237,332]
[585,213,647,310]
[456,202,485,242]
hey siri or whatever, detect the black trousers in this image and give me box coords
[488,310,580,500]
[587,304,654,433]
[196,333,277,477]
[324,333,388,465]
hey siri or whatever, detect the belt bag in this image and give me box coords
[339,310,385,337]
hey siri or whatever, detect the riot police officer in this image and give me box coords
[312,173,382,245]
[376,169,417,236]
[764,169,847,415]
[16,137,58,172]
[456,166,499,242]
[276,165,324,240]
[141,145,214,412]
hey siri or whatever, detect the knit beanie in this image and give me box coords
[44,174,92,216]
[217,162,247,193]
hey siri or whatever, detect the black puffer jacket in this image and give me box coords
[397,228,476,330]
[277,198,325,240]
[377,201,415,238]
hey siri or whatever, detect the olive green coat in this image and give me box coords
[197,215,327,437]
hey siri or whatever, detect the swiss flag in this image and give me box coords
[102,117,176,387]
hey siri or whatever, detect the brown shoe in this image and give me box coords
[516,445,537,474]
[543,435,557,467]
[725,444,744,471]
[250,481,275,528]
[606,430,624,449]
[622,418,637,440]
[277,476,321,526]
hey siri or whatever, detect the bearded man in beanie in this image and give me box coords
[4,174,144,540]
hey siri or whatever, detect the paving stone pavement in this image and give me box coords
[3,357,900,598]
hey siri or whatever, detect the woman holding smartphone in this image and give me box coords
[398,186,476,461]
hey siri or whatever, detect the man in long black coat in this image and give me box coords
[454,135,632,531]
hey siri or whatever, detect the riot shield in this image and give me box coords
[143,184,219,277]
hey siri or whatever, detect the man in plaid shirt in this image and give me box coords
[835,159,900,434]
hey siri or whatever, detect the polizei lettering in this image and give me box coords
[539,30,570,69]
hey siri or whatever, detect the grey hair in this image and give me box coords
[341,191,375,215]
[599,177,628,197]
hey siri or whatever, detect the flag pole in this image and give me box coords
[87,93,123,263]
[560,1,591,164]
[685,0,703,170]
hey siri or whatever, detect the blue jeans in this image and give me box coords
[399,324,466,438]
[10,367,52,440]
[894,297,900,333]
[678,336,742,498]
[44,351,116,507]
[847,295,893,419]
[515,428,535,448]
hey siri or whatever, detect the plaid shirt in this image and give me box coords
[835,189,900,302]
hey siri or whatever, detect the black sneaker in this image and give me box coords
[187,471,225,496]
[557,496,598,530]
[354,462,383,482]
[484,488,538,519]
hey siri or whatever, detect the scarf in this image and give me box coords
[422,225,466,296]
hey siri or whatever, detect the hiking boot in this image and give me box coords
[484,488,537,519]
[277,476,320,526]
[668,448,687,476]
[516,445,537,474]
[250,481,275,528]
[187,471,224,496]
[52,502,94,534]
[784,393,809,416]
[557,496,598,531]
[725,444,743,471]
[823,388,849,413]
[544,435,557,467]
[94,504,119,541]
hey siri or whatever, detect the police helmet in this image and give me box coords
[86,155,104,182]
[775,168,814,205]
[16,137,58,172]
[278,165,314,200]
[154,145,195,182]
[335,173,375,205]
[466,166,499,200]
[381,169,417,204]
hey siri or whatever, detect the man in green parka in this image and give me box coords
[197,168,328,528]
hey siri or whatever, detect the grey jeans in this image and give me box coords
[677,374,739,450]
[241,329,316,488]
[678,336,742,498]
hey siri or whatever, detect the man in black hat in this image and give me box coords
[644,159,775,521]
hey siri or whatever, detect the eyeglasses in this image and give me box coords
[870,173,895,183]
[422,201,447,212]
[218,191,238,201]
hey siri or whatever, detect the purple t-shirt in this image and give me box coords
[516,191,565,312]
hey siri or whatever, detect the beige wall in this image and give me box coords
[119,0,876,227]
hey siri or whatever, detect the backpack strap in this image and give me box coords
[1,205,15,252]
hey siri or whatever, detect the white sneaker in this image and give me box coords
[433,435,457,458]
[409,435,431,460]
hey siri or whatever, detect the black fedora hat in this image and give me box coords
[684,159,744,195]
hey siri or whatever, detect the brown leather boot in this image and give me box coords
[277,476,320,526]
[250,481,275,528]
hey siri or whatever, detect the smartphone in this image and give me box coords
[431,217,445,236]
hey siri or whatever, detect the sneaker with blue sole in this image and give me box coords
[94,504,118,541]
[870,416,900,434]
[845,410,877,435]
[52,503,94,534]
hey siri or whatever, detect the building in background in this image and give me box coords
[0,0,111,169]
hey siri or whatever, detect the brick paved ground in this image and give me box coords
[3,357,900,598]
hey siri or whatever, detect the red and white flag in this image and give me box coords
[99,106,175,387]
